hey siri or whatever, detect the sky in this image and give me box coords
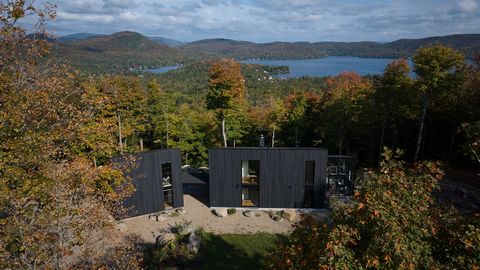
[42,0,480,43]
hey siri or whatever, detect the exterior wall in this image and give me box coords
[115,149,183,218]
[209,148,328,208]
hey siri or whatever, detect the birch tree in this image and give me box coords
[206,58,246,147]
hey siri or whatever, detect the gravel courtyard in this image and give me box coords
[120,195,296,243]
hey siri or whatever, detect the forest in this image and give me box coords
[0,1,479,269]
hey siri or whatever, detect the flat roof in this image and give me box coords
[181,171,209,185]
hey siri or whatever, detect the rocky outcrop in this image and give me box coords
[187,232,202,254]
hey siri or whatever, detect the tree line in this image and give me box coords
[76,49,479,170]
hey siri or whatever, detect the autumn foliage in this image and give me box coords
[0,1,140,269]
[269,149,480,269]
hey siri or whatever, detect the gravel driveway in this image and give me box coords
[121,195,294,243]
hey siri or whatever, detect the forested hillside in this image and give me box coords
[181,39,329,59]
[55,31,200,72]
[181,34,480,59]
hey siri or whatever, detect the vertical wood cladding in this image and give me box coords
[115,149,183,218]
[209,148,328,208]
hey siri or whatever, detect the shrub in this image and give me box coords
[146,221,203,268]
[268,149,472,269]
[227,208,237,215]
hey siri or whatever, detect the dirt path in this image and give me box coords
[121,195,295,243]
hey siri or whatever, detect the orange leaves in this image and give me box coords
[207,58,246,110]
[367,257,380,268]
[357,203,365,210]
[326,72,373,101]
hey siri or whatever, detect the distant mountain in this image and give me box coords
[58,33,105,42]
[384,34,480,58]
[148,36,185,47]
[56,31,198,72]
[181,34,480,59]
[181,38,328,59]
[59,32,185,47]
[26,33,56,42]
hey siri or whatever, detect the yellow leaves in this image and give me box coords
[207,59,246,112]
[11,5,25,20]
[367,257,380,268]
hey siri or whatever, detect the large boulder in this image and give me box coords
[269,211,282,221]
[282,209,298,222]
[213,208,228,217]
[156,212,169,221]
[187,232,202,254]
[186,224,198,234]
[243,210,254,217]
[176,207,186,215]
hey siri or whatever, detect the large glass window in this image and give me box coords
[242,160,260,184]
[241,187,259,207]
[162,162,172,187]
[304,161,315,208]
[241,160,260,207]
[162,162,173,209]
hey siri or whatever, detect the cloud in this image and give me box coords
[43,0,480,42]
[103,0,138,9]
[58,0,104,14]
[57,12,114,24]
[457,0,478,13]
[118,11,139,21]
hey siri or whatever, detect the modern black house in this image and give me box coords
[209,147,328,209]
[114,149,184,218]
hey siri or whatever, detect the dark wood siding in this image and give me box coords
[209,148,328,208]
[114,149,183,218]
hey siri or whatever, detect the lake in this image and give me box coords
[242,56,400,78]
[147,65,182,73]
[147,56,406,78]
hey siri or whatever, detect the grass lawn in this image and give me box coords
[198,233,284,270]
[143,232,285,269]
